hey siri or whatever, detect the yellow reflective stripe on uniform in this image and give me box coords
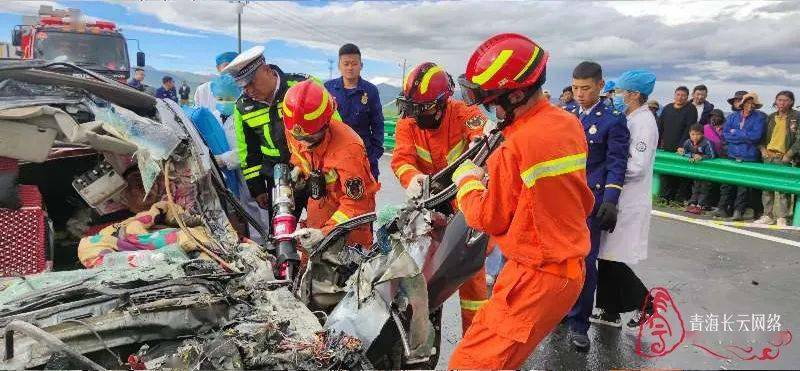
[452,161,479,181]
[460,299,488,311]
[245,113,270,127]
[416,146,433,163]
[260,146,281,157]
[304,88,330,121]
[396,164,418,178]
[605,184,623,190]
[471,49,513,86]
[325,169,338,184]
[241,108,268,120]
[419,66,443,95]
[513,46,541,81]
[243,166,262,180]
[446,140,466,165]
[456,179,486,209]
[330,210,350,224]
[243,165,262,175]
[520,152,587,188]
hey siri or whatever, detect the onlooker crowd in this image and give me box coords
[648,84,798,226]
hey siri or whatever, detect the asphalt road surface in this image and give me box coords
[374,156,800,370]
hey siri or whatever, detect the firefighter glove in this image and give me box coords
[452,159,484,186]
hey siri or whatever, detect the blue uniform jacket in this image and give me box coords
[570,100,630,208]
[155,86,178,103]
[325,77,384,179]
[681,137,715,160]
[723,110,766,161]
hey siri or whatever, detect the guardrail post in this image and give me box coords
[651,172,661,197]
[794,197,800,227]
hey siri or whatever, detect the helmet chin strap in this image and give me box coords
[495,87,537,130]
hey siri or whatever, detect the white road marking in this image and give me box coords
[652,210,800,248]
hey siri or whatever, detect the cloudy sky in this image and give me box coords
[2,0,799,109]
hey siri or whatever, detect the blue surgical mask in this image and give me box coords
[211,74,241,117]
[612,95,627,113]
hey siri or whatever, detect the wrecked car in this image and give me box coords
[0,60,497,369]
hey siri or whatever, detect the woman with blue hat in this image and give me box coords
[592,69,659,329]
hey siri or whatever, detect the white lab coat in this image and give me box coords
[598,105,659,264]
[195,83,270,242]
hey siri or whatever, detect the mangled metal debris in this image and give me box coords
[0,60,499,370]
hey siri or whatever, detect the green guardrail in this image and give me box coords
[383,115,398,151]
[653,150,800,226]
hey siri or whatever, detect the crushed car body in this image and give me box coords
[0,60,498,370]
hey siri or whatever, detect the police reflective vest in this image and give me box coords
[234,64,313,197]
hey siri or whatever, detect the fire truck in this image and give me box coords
[11,5,145,82]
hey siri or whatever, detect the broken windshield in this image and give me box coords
[33,31,129,72]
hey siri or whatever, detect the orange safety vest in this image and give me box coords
[286,119,379,247]
[391,98,487,188]
[455,99,594,266]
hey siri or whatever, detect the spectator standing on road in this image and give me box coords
[703,109,727,208]
[755,91,797,226]
[704,109,726,156]
[657,86,697,202]
[593,69,658,330]
[128,67,146,91]
[728,90,748,112]
[714,92,767,221]
[691,85,714,125]
[325,43,384,180]
[679,124,716,214]
[155,76,178,103]
[560,86,577,110]
[178,80,191,106]
[646,99,660,119]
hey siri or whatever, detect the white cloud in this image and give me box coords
[1,1,62,16]
[599,1,784,26]
[677,61,800,82]
[118,24,207,38]
[124,0,800,89]
[159,53,185,59]
[369,76,402,87]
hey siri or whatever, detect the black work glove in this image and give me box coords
[595,202,618,233]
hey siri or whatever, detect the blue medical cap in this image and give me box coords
[602,80,616,93]
[215,52,239,67]
[615,69,656,96]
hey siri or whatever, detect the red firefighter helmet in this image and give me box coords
[282,80,336,135]
[397,62,453,118]
[459,33,549,106]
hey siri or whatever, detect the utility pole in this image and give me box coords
[328,57,334,80]
[400,58,407,86]
[236,1,246,53]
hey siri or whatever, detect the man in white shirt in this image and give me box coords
[691,84,714,125]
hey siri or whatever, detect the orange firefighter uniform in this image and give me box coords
[286,119,378,247]
[391,97,489,334]
[448,98,594,368]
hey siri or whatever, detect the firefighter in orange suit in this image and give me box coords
[448,33,595,369]
[283,80,378,250]
[391,62,489,334]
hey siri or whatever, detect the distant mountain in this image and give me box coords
[141,65,213,94]
[376,83,401,116]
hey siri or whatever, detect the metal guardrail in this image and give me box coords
[384,115,398,151]
[652,150,800,226]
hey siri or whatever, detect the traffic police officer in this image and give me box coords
[566,61,630,352]
[222,46,314,219]
[325,43,384,180]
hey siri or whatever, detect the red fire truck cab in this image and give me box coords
[11,5,144,82]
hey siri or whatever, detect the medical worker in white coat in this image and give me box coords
[592,70,659,329]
